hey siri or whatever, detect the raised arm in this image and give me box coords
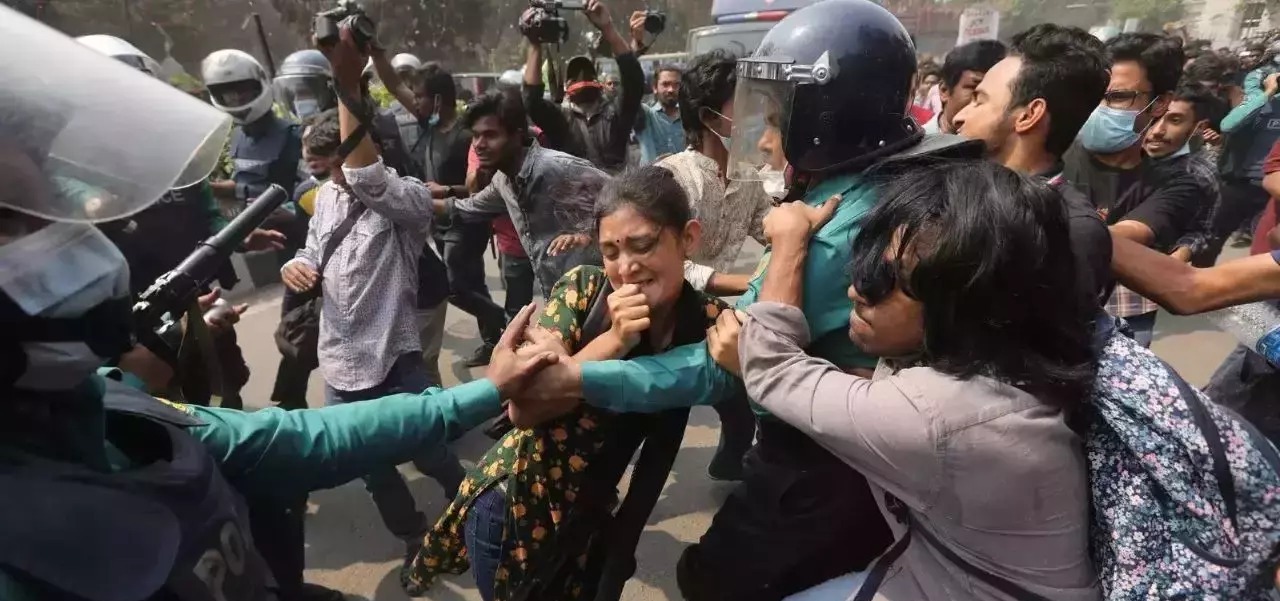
[370,48,417,115]
[521,42,571,148]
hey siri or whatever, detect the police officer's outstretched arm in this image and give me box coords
[182,304,558,503]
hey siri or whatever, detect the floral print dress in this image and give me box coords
[407,265,729,600]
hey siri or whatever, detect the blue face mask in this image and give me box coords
[428,112,440,127]
[1165,141,1192,159]
[1079,104,1147,153]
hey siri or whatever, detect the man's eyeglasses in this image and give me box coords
[1102,89,1154,110]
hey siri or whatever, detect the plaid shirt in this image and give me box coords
[1106,283,1160,318]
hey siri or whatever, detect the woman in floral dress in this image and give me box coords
[406,166,732,601]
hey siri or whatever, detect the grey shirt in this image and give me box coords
[284,160,433,391]
[446,142,607,296]
[740,302,1099,601]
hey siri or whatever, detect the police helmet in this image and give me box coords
[275,49,335,119]
[391,53,423,74]
[725,0,922,180]
[76,34,163,78]
[201,49,275,125]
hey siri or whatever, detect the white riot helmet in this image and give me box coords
[275,49,335,119]
[76,34,162,78]
[201,49,274,124]
[391,53,422,74]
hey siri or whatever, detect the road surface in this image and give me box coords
[221,240,1245,601]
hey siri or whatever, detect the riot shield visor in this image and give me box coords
[0,7,231,223]
[725,75,794,182]
[274,75,335,119]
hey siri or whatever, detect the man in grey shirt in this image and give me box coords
[429,90,608,297]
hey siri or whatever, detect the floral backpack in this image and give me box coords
[1087,325,1280,599]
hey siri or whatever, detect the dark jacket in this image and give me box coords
[523,53,644,174]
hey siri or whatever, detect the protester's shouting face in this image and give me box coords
[471,114,518,171]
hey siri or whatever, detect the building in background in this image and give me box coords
[1185,0,1277,47]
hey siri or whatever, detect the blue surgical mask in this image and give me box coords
[428,112,441,127]
[1079,104,1148,153]
[1165,141,1192,159]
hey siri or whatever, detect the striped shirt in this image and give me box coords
[283,160,434,391]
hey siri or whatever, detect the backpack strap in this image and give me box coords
[319,195,367,276]
[858,493,1054,601]
[1166,360,1239,530]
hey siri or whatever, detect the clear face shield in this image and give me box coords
[725,77,793,180]
[0,6,231,224]
[274,75,335,119]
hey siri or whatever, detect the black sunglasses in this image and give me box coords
[850,256,912,306]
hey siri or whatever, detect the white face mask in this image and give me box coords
[0,222,132,391]
[759,164,789,200]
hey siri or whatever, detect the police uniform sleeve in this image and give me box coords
[183,380,501,502]
[580,342,744,412]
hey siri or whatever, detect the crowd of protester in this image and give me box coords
[15,0,1280,599]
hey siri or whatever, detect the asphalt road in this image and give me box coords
[223,240,1247,601]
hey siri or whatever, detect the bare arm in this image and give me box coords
[1109,220,1156,246]
[1264,171,1280,200]
[370,48,416,117]
[1112,234,1280,314]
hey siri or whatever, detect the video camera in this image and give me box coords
[520,0,585,45]
[314,0,377,49]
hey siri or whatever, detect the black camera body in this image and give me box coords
[642,10,665,34]
[520,0,584,45]
[315,0,376,49]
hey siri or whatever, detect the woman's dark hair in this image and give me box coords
[463,89,528,137]
[678,50,736,147]
[851,159,1097,408]
[594,165,692,232]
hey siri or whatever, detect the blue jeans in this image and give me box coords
[325,352,466,540]
[465,487,510,601]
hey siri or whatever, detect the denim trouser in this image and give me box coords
[418,301,448,388]
[465,486,510,601]
[325,351,467,540]
[1122,311,1158,349]
[499,253,535,321]
[440,224,506,346]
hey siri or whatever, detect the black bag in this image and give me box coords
[274,200,367,371]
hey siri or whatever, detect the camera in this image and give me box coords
[642,10,665,34]
[314,0,377,49]
[520,0,584,45]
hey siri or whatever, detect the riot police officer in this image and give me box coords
[78,34,286,410]
[679,2,984,597]
[0,11,559,599]
[202,49,304,241]
[274,49,338,121]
